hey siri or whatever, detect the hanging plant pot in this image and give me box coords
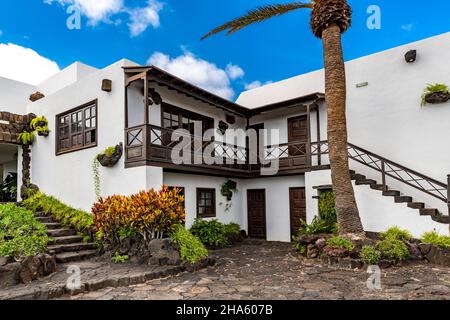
[37,130,49,137]
[97,143,123,168]
[424,91,450,105]
[217,121,229,135]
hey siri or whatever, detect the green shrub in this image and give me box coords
[376,239,410,261]
[111,252,129,264]
[359,246,381,265]
[380,226,413,241]
[318,191,337,222]
[326,236,355,251]
[294,243,307,254]
[421,231,450,248]
[297,218,338,236]
[22,192,93,234]
[223,222,240,236]
[170,225,208,264]
[0,204,50,258]
[190,219,228,247]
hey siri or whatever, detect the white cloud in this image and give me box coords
[45,0,124,25]
[244,80,273,90]
[44,0,163,36]
[128,0,164,37]
[0,43,60,85]
[401,23,413,32]
[148,51,245,100]
[225,63,244,80]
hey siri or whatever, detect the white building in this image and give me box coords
[1,32,449,240]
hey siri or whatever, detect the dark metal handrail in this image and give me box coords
[311,141,448,203]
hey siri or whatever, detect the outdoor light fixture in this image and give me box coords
[405,50,417,63]
[102,79,112,92]
[226,114,236,124]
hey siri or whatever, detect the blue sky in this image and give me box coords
[0,0,449,99]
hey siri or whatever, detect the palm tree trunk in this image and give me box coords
[322,24,364,235]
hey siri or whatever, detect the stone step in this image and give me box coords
[43,222,62,230]
[419,208,440,216]
[382,190,400,197]
[35,216,53,223]
[370,184,385,191]
[355,179,377,186]
[47,229,77,237]
[34,212,46,218]
[56,250,97,263]
[432,215,449,224]
[49,235,84,245]
[48,243,97,254]
[407,202,425,209]
[351,174,366,181]
[395,196,413,203]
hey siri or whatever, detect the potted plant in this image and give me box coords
[421,83,450,106]
[221,180,237,201]
[97,143,123,167]
[30,116,50,137]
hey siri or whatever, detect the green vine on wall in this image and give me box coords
[92,157,101,199]
[220,180,237,212]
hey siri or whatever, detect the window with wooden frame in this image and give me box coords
[196,188,216,218]
[162,103,214,135]
[56,100,97,155]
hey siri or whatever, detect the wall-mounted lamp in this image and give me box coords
[102,79,112,92]
[405,50,417,63]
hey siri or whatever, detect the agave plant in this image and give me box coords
[202,0,364,235]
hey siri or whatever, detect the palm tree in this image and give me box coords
[202,0,364,235]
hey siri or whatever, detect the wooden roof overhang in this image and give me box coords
[124,66,250,118]
[123,66,325,119]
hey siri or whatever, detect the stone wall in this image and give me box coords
[0,111,34,145]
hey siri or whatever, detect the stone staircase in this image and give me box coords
[35,213,97,263]
[349,170,449,224]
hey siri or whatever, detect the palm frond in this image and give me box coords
[201,2,313,40]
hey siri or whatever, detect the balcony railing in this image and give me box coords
[125,124,312,176]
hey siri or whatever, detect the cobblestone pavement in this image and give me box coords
[67,241,450,300]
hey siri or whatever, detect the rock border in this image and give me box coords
[0,258,215,300]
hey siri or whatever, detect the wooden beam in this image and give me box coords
[125,71,147,87]
[144,71,149,125]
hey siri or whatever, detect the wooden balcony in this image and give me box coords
[124,124,315,178]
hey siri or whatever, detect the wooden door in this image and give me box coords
[288,116,308,156]
[247,189,267,239]
[246,123,264,165]
[289,187,306,239]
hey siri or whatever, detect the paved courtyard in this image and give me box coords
[66,241,450,300]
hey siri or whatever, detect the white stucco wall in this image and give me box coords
[163,172,245,229]
[27,59,161,211]
[163,172,305,242]
[240,175,305,242]
[36,62,98,97]
[305,170,448,238]
[238,32,450,184]
[0,76,35,114]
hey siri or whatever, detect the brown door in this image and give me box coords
[288,116,308,156]
[289,187,306,240]
[246,123,264,165]
[247,189,266,239]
